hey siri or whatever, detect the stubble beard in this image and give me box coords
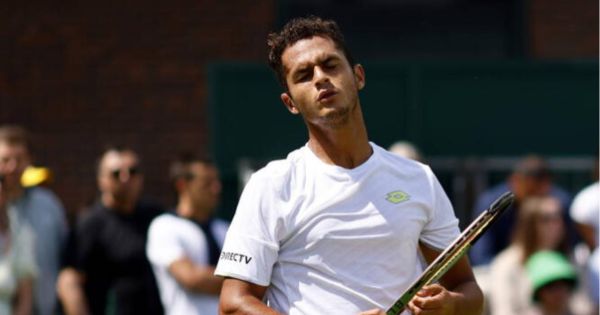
[319,94,359,129]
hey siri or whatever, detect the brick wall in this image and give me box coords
[529,0,598,58]
[0,0,275,218]
[1,0,596,218]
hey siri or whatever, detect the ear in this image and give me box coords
[281,92,300,114]
[353,64,366,90]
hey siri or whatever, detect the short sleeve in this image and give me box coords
[419,167,460,250]
[215,173,281,286]
[146,215,187,267]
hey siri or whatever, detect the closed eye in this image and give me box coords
[293,69,312,83]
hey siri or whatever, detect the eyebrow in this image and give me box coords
[290,54,341,77]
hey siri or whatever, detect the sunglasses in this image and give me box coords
[109,167,141,180]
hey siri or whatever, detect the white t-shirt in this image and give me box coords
[570,181,599,242]
[570,181,600,302]
[215,143,460,314]
[146,213,229,315]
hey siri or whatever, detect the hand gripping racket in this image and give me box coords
[386,191,514,315]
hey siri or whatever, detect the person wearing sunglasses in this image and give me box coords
[57,147,164,315]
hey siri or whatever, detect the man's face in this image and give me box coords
[280,36,365,129]
[97,150,143,204]
[183,162,221,212]
[0,142,30,191]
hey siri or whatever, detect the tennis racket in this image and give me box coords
[386,191,514,315]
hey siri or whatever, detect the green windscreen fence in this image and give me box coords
[208,60,598,218]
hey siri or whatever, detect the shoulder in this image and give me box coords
[573,182,599,204]
[148,213,188,235]
[24,186,64,208]
[246,147,307,196]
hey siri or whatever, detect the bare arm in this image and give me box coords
[407,243,483,315]
[168,257,223,295]
[219,278,281,315]
[13,277,33,315]
[56,268,90,315]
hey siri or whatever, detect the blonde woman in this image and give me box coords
[488,196,569,315]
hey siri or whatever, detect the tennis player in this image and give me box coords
[215,16,483,315]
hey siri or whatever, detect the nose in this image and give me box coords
[313,66,330,86]
[119,172,130,182]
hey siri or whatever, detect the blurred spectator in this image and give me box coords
[488,196,570,315]
[146,154,229,314]
[569,158,599,312]
[0,125,67,315]
[524,251,580,315]
[0,172,37,314]
[388,140,423,162]
[470,155,571,266]
[57,147,164,315]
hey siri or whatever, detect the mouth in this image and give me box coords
[317,90,337,102]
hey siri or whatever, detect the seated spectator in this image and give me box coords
[524,250,580,315]
[57,147,164,315]
[0,125,67,315]
[488,196,570,315]
[470,155,571,266]
[146,154,229,315]
[0,169,37,315]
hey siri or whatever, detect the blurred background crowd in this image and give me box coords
[1,0,598,315]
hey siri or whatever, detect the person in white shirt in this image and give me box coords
[147,155,229,315]
[570,177,599,313]
[215,16,483,315]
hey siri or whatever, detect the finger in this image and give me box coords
[416,283,444,297]
[407,299,420,314]
[407,301,440,315]
[411,287,448,309]
[412,296,445,310]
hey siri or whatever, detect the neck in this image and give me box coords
[305,104,371,169]
[176,198,211,223]
[101,193,135,213]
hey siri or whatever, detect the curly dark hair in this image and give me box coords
[267,16,355,90]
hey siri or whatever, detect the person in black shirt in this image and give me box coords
[57,147,164,315]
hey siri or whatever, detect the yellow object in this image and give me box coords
[21,166,52,187]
